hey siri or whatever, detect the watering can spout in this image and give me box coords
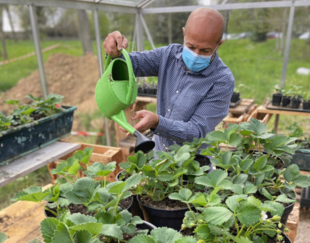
[95,49,155,153]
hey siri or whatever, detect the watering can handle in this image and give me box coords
[104,49,135,104]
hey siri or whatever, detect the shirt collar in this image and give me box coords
[175,46,219,77]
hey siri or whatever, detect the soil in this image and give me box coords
[181,228,195,237]
[0,54,101,132]
[139,195,187,210]
[119,197,132,210]
[194,155,210,167]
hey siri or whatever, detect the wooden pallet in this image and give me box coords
[47,143,123,183]
[247,105,273,124]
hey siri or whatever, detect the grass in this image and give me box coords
[0,38,310,210]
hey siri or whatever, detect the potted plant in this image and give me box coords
[290,85,302,109]
[201,119,310,225]
[286,123,310,171]
[302,92,310,110]
[272,84,282,106]
[282,88,292,107]
[0,93,76,165]
[231,84,245,103]
[119,144,210,230]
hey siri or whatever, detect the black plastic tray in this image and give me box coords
[230,98,242,108]
[0,106,77,165]
[265,101,310,113]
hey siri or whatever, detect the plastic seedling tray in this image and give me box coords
[0,106,76,165]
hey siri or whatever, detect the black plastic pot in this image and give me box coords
[137,195,191,230]
[291,148,310,171]
[145,88,153,94]
[280,198,295,225]
[0,106,76,165]
[231,92,240,103]
[291,98,301,108]
[279,233,292,243]
[272,93,282,106]
[303,101,310,110]
[138,86,145,94]
[282,96,291,107]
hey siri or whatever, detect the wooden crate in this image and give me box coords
[47,143,123,183]
[223,104,257,128]
[247,105,273,124]
[285,204,300,243]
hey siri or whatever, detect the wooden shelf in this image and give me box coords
[258,105,310,116]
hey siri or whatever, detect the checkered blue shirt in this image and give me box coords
[129,44,235,152]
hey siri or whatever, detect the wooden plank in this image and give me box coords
[229,99,255,115]
[136,96,157,103]
[0,142,80,187]
[258,105,310,116]
[0,184,52,243]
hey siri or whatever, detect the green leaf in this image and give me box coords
[67,213,97,225]
[261,188,273,201]
[100,224,123,240]
[240,159,254,171]
[226,195,247,212]
[124,174,142,191]
[70,223,103,236]
[283,164,300,182]
[276,195,296,203]
[73,177,96,199]
[263,201,284,216]
[108,181,126,195]
[195,224,215,241]
[203,207,233,225]
[76,230,93,243]
[120,162,131,170]
[52,222,74,243]
[0,233,7,243]
[188,193,207,206]
[40,218,60,243]
[129,235,156,243]
[174,145,191,162]
[68,159,80,175]
[206,130,226,143]
[150,227,182,243]
[156,172,174,182]
[253,156,268,171]
[247,196,262,208]
[244,184,257,194]
[294,175,310,187]
[229,133,242,146]
[174,237,197,243]
[169,188,192,203]
[233,174,248,184]
[237,205,261,227]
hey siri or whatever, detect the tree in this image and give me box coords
[0,6,8,60]
[78,9,93,55]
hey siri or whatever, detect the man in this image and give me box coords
[103,8,234,153]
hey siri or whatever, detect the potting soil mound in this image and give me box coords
[0,54,101,131]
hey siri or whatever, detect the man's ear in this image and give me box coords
[218,40,224,48]
[182,27,185,37]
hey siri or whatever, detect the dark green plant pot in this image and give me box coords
[0,106,76,165]
[231,92,240,103]
[291,98,301,108]
[282,96,291,107]
[303,101,310,110]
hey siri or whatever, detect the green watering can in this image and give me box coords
[95,49,155,153]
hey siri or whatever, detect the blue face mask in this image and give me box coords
[182,45,217,72]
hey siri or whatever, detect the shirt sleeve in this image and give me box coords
[152,75,235,143]
[129,47,167,77]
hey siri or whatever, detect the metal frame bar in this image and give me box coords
[280,0,295,88]
[141,0,310,13]
[93,8,111,146]
[140,14,155,49]
[0,0,137,13]
[28,4,48,99]
[135,12,144,52]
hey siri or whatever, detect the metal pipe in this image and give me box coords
[139,14,155,49]
[93,9,111,146]
[135,12,144,52]
[280,0,295,88]
[28,4,48,99]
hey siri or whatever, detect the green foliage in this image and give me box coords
[0,233,7,243]
[27,93,64,116]
[129,227,184,243]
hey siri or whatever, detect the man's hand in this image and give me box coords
[120,110,159,136]
[103,31,129,58]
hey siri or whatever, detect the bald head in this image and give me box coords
[184,8,225,44]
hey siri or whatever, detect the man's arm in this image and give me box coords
[152,76,234,143]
